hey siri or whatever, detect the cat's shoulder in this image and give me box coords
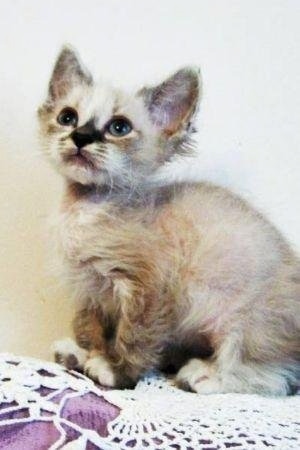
[160,180,252,210]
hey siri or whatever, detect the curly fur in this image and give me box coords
[40,47,300,395]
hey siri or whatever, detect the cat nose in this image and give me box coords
[72,130,94,148]
[71,122,100,149]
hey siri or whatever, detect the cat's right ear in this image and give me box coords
[47,46,92,102]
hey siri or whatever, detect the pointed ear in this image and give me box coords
[48,46,92,101]
[141,67,201,135]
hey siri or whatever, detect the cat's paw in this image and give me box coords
[52,338,88,370]
[176,358,221,394]
[84,354,116,387]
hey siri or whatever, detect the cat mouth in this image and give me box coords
[63,149,97,169]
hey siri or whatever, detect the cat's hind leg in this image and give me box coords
[175,332,297,395]
[175,357,295,395]
[176,358,221,394]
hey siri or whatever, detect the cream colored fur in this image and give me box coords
[39,47,300,395]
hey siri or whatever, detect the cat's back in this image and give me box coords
[160,182,299,332]
[168,181,290,253]
[153,181,297,290]
[172,181,270,228]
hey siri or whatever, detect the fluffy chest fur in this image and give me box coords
[55,181,283,340]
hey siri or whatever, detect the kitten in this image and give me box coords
[39,46,300,395]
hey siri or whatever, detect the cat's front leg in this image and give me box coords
[84,349,116,387]
[86,278,171,389]
[53,280,169,389]
[53,305,108,374]
[53,337,89,371]
[53,339,117,387]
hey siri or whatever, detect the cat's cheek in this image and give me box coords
[104,147,128,178]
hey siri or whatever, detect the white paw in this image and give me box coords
[176,358,221,394]
[192,376,222,394]
[52,338,88,370]
[84,355,116,387]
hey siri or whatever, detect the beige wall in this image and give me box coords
[0,139,73,359]
[0,1,299,360]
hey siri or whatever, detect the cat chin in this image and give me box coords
[60,164,107,186]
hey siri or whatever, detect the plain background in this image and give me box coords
[0,0,299,359]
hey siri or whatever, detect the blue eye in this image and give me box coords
[107,117,132,137]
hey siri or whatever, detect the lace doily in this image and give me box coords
[0,353,299,449]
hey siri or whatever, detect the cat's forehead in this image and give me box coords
[65,80,145,128]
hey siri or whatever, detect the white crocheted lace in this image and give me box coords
[0,353,299,449]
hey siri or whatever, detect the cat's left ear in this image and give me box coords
[47,46,92,101]
[141,67,201,135]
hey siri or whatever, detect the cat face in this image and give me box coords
[38,46,201,187]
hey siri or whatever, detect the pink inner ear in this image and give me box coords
[147,69,199,135]
[48,47,92,101]
[49,77,71,101]
[150,96,195,135]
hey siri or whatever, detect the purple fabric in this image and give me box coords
[0,357,298,449]
[0,390,120,449]
[0,421,60,450]
[62,392,120,438]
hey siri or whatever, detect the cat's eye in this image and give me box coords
[106,117,132,137]
[57,107,78,127]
